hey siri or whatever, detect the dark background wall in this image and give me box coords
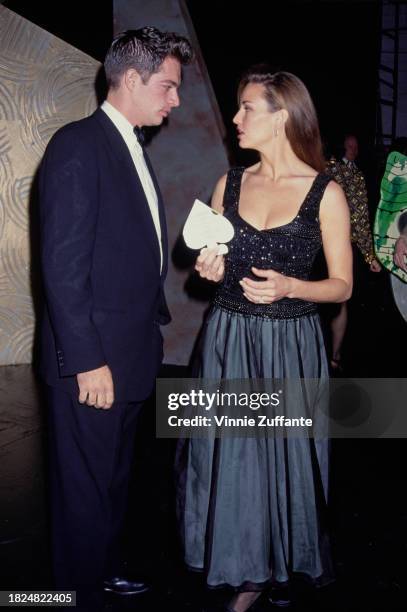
[186,0,381,174]
[1,0,113,60]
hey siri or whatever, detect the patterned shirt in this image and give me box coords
[326,157,375,264]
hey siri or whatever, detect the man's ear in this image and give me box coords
[123,68,141,91]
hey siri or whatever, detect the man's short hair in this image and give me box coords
[104,26,193,89]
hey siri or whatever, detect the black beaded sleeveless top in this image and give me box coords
[214,167,332,320]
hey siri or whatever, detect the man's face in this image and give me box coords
[128,56,181,126]
[344,135,359,161]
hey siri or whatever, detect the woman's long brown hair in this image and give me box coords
[238,66,326,172]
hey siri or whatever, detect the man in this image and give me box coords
[39,27,192,606]
[325,134,380,370]
[333,134,379,268]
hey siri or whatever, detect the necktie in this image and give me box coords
[133,126,145,146]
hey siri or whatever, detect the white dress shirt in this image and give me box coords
[342,156,357,170]
[101,100,163,271]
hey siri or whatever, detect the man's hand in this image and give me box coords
[370,258,381,273]
[195,247,225,282]
[77,365,114,409]
[394,236,407,272]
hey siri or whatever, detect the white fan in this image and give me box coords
[183,199,234,255]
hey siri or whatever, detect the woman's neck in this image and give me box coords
[255,137,306,180]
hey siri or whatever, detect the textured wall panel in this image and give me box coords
[114,0,229,366]
[0,5,100,364]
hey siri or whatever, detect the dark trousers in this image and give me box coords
[46,385,142,594]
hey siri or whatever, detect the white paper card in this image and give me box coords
[183,199,234,254]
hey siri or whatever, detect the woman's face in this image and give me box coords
[233,83,277,149]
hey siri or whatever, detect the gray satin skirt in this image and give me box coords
[176,306,334,590]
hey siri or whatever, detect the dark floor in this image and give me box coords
[0,267,407,610]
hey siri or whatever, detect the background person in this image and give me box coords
[326,133,380,371]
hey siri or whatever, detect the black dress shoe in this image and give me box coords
[103,576,150,596]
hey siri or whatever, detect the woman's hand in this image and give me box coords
[195,247,225,282]
[240,267,293,303]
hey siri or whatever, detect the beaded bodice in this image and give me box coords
[214,167,332,319]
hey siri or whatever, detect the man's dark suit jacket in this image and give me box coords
[39,108,170,401]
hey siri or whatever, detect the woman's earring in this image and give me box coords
[274,128,279,137]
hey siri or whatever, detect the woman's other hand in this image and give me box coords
[240,267,293,303]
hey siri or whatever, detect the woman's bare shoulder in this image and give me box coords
[323,177,346,200]
[320,177,349,221]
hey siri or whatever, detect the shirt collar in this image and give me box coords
[101,100,142,154]
[343,157,355,166]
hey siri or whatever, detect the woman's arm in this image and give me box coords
[241,180,353,303]
[290,180,352,301]
[195,174,227,282]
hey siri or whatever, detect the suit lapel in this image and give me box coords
[93,109,161,271]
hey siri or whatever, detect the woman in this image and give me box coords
[177,66,352,612]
